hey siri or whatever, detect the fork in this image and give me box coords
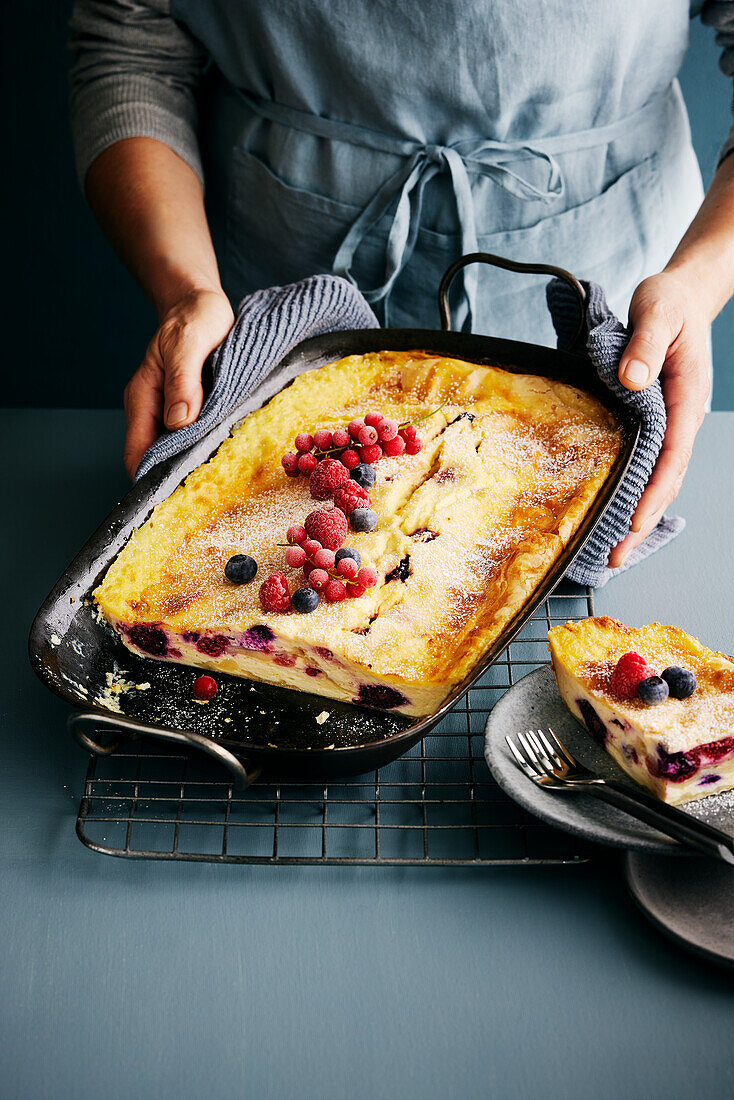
[506,726,734,865]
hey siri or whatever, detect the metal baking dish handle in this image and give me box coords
[68,711,257,790]
[438,251,587,352]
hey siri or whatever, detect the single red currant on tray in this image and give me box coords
[193,675,217,701]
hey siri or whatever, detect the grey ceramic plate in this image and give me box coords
[625,852,734,968]
[485,666,734,854]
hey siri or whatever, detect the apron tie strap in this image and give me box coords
[236,87,668,326]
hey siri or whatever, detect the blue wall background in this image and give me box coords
[4,7,733,409]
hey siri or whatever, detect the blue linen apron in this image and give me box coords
[174,0,703,345]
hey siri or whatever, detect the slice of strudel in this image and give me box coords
[549,616,734,805]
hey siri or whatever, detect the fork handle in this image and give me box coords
[589,779,734,864]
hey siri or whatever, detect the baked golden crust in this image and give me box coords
[95,351,622,714]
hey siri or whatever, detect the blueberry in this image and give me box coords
[350,508,378,533]
[335,546,361,568]
[637,675,670,706]
[224,554,258,584]
[661,665,696,699]
[351,463,377,489]
[292,586,319,614]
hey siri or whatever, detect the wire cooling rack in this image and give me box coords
[76,585,597,866]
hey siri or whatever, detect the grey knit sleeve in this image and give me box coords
[701,0,734,164]
[69,0,208,186]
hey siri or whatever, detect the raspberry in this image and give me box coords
[259,572,292,612]
[377,417,398,442]
[364,411,383,428]
[348,418,365,439]
[298,453,318,476]
[332,427,350,448]
[358,424,378,446]
[340,448,361,470]
[357,565,378,588]
[308,569,330,591]
[346,583,367,599]
[313,548,336,569]
[285,545,307,568]
[336,557,358,580]
[360,443,383,464]
[401,424,418,442]
[281,452,300,476]
[611,652,655,700]
[295,432,313,453]
[193,675,217,701]
[313,428,333,451]
[304,507,349,551]
[333,482,371,516]
[303,539,322,558]
[309,457,350,500]
[286,524,308,545]
[406,438,423,455]
[324,579,347,602]
[383,435,406,457]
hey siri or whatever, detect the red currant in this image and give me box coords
[313,548,336,570]
[364,411,383,428]
[285,545,307,568]
[332,427,350,448]
[358,424,379,446]
[402,424,418,441]
[281,453,300,476]
[298,453,318,476]
[308,568,330,591]
[406,439,423,455]
[383,435,406,457]
[377,417,398,441]
[295,432,314,453]
[341,448,361,470]
[303,539,322,558]
[357,565,378,588]
[336,557,358,579]
[347,418,365,439]
[286,524,308,545]
[193,675,217,701]
[324,579,347,602]
[360,443,383,464]
[313,428,333,450]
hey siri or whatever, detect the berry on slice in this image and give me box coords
[336,556,359,579]
[335,546,361,568]
[313,428,333,450]
[340,448,361,470]
[295,432,313,453]
[351,463,377,489]
[661,666,697,699]
[358,424,378,446]
[332,427,350,448]
[377,417,398,442]
[298,453,318,476]
[313,548,336,570]
[286,524,308,545]
[285,545,307,568]
[333,482,371,516]
[611,652,654,700]
[364,411,383,428]
[637,675,670,706]
[324,579,347,602]
[406,438,423,455]
[350,507,378,533]
[346,583,367,599]
[382,435,406,457]
[303,539,322,558]
[401,424,418,441]
[224,554,258,584]
[357,565,378,588]
[309,457,350,500]
[292,586,319,613]
[304,507,349,551]
[259,572,291,612]
[281,453,300,476]
[348,418,365,439]
[193,675,217,701]
[308,568,330,591]
[360,443,383,465]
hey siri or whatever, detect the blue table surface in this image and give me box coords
[3,409,734,1100]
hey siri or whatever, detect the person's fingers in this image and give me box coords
[618,284,682,392]
[608,342,708,568]
[123,356,164,479]
[159,295,234,430]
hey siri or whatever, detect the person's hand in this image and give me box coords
[123,286,234,478]
[609,270,710,567]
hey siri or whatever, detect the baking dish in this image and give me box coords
[29,253,641,785]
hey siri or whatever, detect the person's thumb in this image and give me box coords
[618,281,682,392]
